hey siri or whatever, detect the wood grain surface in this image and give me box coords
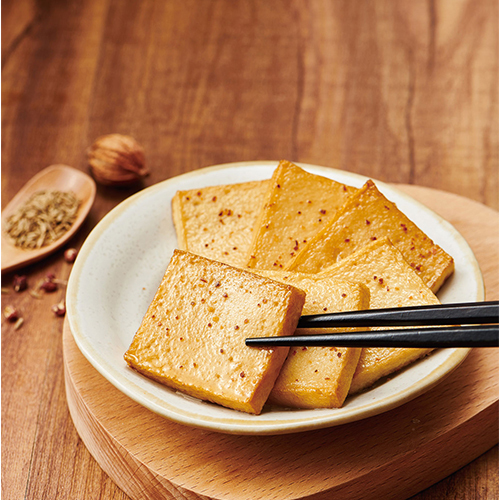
[2,1,498,499]
[63,330,498,500]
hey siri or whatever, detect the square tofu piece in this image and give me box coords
[318,239,440,394]
[245,160,356,270]
[171,180,269,267]
[124,250,305,415]
[254,270,370,408]
[287,180,454,293]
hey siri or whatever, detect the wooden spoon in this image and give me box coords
[1,164,96,274]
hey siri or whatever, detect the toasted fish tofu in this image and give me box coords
[318,239,440,394]
[171,180,269,267]
[254,270,370,408]
[245,160,356,270]
[287,180,454,293]
[124,250,305,415]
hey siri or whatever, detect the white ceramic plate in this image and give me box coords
[66,162,484,435]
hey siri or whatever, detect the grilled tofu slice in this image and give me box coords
[317,238,440,394]
[172,179,269,267]
[124,250,305,414]
[287,179,454,293]
[245,160,356,271]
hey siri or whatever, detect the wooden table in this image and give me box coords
[2,1,498,498]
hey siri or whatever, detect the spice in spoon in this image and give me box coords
[5,190,80,249]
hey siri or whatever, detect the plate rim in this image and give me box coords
[66,161,484,435]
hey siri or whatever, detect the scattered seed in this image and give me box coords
[40,279,57,293]
[29,289,42,299]
[51,300,66,317]
[13,275,27,292]
[3,305,19,321]
[64,248,78,263]
[14,317,24,330]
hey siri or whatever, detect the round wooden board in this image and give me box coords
[63,185,499,500]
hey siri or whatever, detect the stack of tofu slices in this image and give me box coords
[125,161,454,415]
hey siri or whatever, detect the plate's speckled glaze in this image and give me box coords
[66,162,483,435]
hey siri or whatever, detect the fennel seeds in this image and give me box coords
[6,190,80,249]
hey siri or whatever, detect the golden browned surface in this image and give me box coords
[245,160,356,270]
[171,180,269,267]
[318,238,440,394]
[124,250,305,414]
[254,270,370,408]
[2,1,497,498]
[287,180,454,293]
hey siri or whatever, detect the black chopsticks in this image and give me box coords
[246,325,498,348]
[245,301,499,348]
[296,301,499,328]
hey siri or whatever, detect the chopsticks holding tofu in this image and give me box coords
[246,301,499,348]
[296,301,499,328]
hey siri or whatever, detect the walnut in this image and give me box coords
[88,134,149,186]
